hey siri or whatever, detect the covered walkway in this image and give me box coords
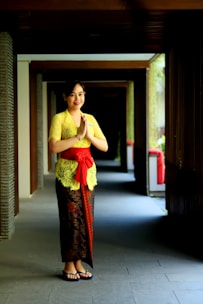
[0,161,203,304]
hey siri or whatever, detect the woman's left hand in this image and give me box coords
[83,116,91,139]
[77,115,87,139]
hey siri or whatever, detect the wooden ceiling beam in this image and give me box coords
[1,0,203,11]
[30,60,150,70]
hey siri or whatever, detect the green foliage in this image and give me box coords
[148,54,165,153]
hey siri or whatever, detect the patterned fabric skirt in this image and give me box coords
[55,178,94,268]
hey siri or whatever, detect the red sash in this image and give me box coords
[60,148,94,185]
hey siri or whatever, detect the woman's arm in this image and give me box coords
[49,136,81,154]
[84,115,108,152]
[86,134,108,152]
[49,114,87,153]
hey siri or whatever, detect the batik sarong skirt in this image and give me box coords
[55,178,94,268]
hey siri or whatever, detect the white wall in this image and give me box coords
[17,61,31,198]
[17,69,49,197]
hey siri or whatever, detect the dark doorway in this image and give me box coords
[83,86,127,170]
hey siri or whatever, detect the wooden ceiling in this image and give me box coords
[1,0,203,54]
[1,0,203,83]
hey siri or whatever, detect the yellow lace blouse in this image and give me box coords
[48,110,106,190]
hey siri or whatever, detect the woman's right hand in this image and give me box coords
[77,115,87,139]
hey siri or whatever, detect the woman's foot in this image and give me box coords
[62,270,80,281]
[75,260,93,280]
[63,262,80,281]
[77,269,93,280]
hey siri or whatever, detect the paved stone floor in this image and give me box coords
[1,161,203,304]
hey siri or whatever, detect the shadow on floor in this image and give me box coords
[155,215,203,261]
[95,159,203,262]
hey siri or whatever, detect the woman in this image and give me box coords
[48,80,108,281]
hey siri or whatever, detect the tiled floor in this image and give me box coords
[1,161,203,304]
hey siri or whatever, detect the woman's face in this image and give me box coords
[65,83,85,111]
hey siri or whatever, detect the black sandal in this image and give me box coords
[62,270,80,282]
[78,270,93,280]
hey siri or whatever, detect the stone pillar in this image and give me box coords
[17,60,30,198]
[36,73,44,188]
[0,32,15,239]
[42,82,48,175]
[50,90,57,172]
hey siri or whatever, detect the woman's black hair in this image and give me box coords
[63,80,85,97]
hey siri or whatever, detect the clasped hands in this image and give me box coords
[77,115,89,140]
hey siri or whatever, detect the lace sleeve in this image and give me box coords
[48,114,62,141]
